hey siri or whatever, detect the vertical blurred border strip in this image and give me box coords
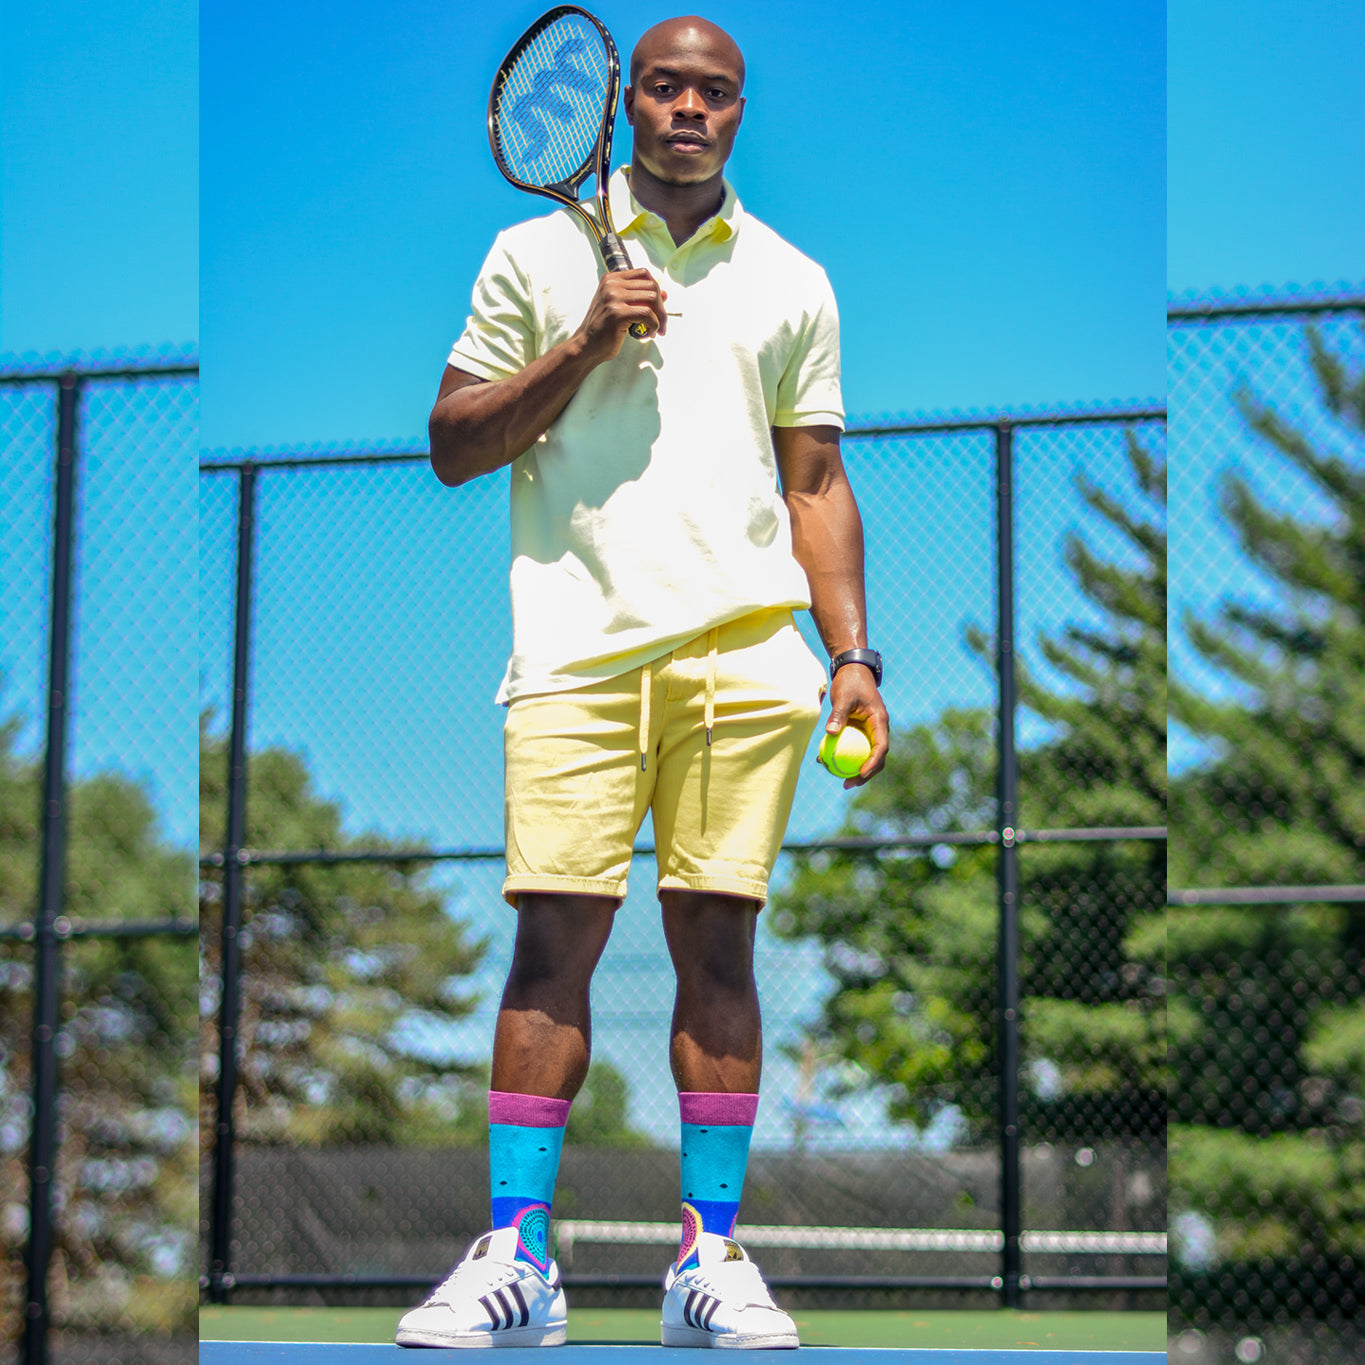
[0,350,199,1363]
[1167,288,1365,1364]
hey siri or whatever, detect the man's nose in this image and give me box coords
[674,87,706,117]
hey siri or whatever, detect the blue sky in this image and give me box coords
[0,0,198,358]
[1168,0,1365,297]
[5,0,1361,371]
[197,0,1163,449]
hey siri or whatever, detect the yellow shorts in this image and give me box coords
[503,608,826,907]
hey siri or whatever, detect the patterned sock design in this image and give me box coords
[677,1091,759,1269]
[489,1091,570,1273]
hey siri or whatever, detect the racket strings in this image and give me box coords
[494,15,610,189]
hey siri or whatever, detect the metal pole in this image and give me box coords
[208,464,257,1303]
[24,375,80,1365]
[994,423,1022,1309]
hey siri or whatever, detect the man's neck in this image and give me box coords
[627,160,725,247]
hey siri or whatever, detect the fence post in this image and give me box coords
[208,463,257,1303]
[993,422,1022,1308]
[24,375,80,1365]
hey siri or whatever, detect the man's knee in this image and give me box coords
[507,892,617,990]
[661,890,759,995]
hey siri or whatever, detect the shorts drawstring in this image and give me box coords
[639,662,652,771]
[704,626,718,747]
[640,627,719,770]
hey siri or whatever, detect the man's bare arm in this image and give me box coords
[429,268,666,487]
[775,423,890,786]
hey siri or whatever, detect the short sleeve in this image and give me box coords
[447,232,537,382]
[772,269,844,430]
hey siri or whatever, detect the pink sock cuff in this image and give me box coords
[488,1090,571,1128]
[679,1091,759,1126]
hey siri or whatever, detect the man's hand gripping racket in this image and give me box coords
[488,6,659,341]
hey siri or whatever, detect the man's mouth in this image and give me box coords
[665,133,709,151]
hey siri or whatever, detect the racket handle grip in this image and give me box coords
[599,231,632,273]
[600,232,652,340]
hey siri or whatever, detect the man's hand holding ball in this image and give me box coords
[817,722,873,781]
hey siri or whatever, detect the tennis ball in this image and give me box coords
[818,724,872,778]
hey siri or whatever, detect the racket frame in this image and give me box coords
[487,4,634,271]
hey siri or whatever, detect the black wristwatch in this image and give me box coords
[830,648,883,687]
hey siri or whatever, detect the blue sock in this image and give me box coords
[678,1092,758,1269]
[488,1090,570,1272]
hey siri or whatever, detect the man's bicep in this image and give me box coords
[773,423,845,497]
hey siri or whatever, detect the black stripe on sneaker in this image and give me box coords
[496,1288,518,1328]
[479,1294,503,1329]
[701,1294,721,1329]
[684,1290,701,1328]
[508,1281,530,1327]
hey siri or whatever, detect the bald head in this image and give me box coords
[624,14,746,202]
[630,16,745,93]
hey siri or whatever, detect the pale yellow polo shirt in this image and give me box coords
[448,168,844,703]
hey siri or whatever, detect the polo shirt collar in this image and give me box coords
[608,167,742,246]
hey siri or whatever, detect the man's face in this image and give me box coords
[625,25,745,188]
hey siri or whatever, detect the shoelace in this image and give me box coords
[427,1257,521,1305]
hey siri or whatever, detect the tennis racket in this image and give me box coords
[487,5,651,338]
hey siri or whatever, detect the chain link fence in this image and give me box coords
[1167,294,1365,1365]
[1,354,199,1364]
[198,383,1167,1315]
[15,294,1361,1358]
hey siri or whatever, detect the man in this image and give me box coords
[398,15,888,1351]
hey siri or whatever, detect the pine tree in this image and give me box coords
[771,436,1166,1142]
[1008,437,1166,1139]
[0,712,197,1338]
[198,716,487,1148]
[1168,326,1365,1277]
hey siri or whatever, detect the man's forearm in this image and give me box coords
[785,470,889,786]
[428,337,602,487]
[785,479,870,658]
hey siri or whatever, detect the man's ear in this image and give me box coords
[623,84,635,126]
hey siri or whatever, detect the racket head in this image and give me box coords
[488,6,621,207]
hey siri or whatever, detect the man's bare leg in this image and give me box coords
[658,887,792,1345]
[492,892,618,1099]
[660,888,762,1093]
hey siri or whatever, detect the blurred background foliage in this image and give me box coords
[771,436,1166,1145]
[1168,327,1365,1301]
[0,707,196,1339]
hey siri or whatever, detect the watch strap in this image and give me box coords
[830,648,883,686]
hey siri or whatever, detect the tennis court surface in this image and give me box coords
[202,1344,1164,1363]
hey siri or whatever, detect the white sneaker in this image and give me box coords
[397,1226,567,1348]
[661,1232,798,1349]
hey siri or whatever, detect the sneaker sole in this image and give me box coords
[661,1322,798,1350]
[397,1322,567,1348]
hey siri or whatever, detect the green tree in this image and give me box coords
[1006,437,1166,1137]
[0,711,197,1339]
[771,436,1166,1141]
[1168,327,1365,1268]
[198,716,487,1148]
